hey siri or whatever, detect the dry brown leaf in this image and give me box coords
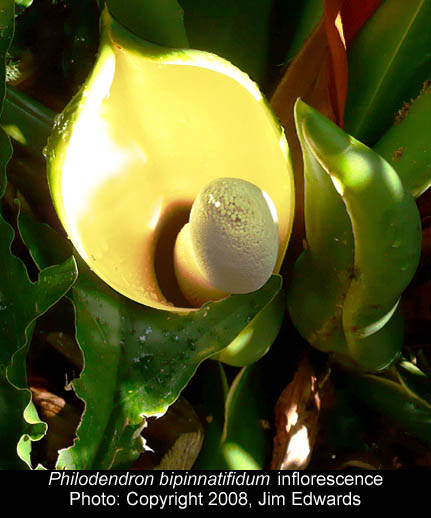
[271,354,329,470]
[30,381,82,465]
[324,0,348,127]
[30,385,66,419]
[154,431,203,470]
[133,397,204,470]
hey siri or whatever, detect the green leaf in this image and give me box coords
[0,213,78,468]
[221,365,272,469]
[195,363,272,470]
[344,373,431,447]
[0,128,11,197]
[396,360,431,405]
[65,271,281,469]
[289,100,421,370]
[344,0,431,145]
[373,81,431,198]
[0,1,14,116]
[14,1,33,7]
[282,0,323,65]
[192,361,229,469]
[179,0,273,85]
[136,396,204,469]
[18,212,281,469]
[0,0,79,469]
[1,86,55,156]
[288,99,354,358]
[105,0,189,48]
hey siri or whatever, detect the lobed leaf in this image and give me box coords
[0,180,78,470]
[18,211,281,469]
[0,0,79,469]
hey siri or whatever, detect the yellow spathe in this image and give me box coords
[47,9,294,311]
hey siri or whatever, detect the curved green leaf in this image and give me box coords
[396,360,431,405]
[221,364,272,469]
[289,100,421,370]
[288,99,354,357]
[192,361,228,469]
[195,362,273,470]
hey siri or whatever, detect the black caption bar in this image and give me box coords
[2,469,428,513]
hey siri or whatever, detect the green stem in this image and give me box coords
[0,86,55,157]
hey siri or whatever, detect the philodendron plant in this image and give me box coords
[1,0,430,470]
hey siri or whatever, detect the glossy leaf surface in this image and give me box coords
[0,151,78,469]
[344,0,431,145]
[288,100,421,370]
[0,0,78,469]
[373,81,431,198]
[221,365,272,469]
[18,211,281,469]
[194,363,272,470]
